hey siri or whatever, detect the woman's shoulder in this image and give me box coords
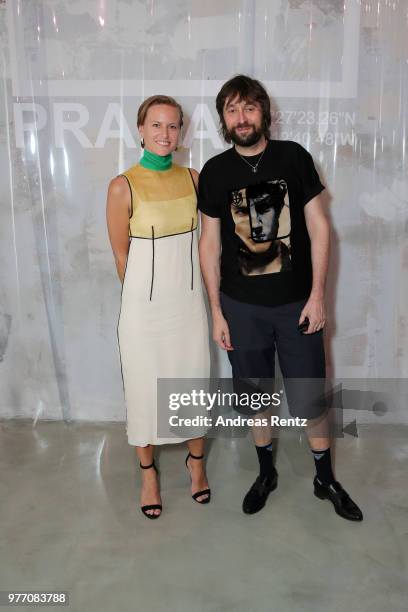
[188,167,199,180]
[171,164,199,189]
[108,174,130,196]
[171,163,198,178]
[188,167,199,191]
[120,162,142,180]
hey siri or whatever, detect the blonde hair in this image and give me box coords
[137,95,183,129]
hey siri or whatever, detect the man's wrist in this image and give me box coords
[309,289,325,300]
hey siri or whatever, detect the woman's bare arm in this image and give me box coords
[199,213,233,350]
[106,176,131,283]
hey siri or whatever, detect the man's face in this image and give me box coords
[223,95,264,147]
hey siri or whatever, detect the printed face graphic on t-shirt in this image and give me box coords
[230,179,291,276]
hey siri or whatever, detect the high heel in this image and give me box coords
[185,452,211,504]
[140,461,162,519]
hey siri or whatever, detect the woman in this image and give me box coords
[106,96,211,519]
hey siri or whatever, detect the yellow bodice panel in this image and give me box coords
[120,163,198,239]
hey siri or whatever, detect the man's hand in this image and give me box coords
[299,295,326,334]
[212,311,234,350]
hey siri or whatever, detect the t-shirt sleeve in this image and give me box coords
[197,161,221,218]
[295,143,325,206]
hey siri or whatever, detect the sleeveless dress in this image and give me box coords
[117,163,210,446]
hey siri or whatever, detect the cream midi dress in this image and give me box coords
[117,162,210,446]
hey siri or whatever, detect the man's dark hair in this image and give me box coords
[216,75,271,143]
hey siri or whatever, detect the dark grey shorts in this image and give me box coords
[220,292,326,419]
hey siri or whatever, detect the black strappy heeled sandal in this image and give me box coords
[140,461,162,519]
[185,452,211,504]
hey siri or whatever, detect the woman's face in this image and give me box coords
[139,104,181,156]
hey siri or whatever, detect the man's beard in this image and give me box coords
[227,124,264,147]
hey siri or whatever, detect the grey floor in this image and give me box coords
[1,421,407,612]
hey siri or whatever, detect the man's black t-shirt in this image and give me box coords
[198,139,325,307]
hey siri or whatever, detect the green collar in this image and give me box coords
[140,148,172,171]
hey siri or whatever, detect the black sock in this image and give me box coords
[256,441,274,479]
[312,447,335,486]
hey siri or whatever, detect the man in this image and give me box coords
[198,75,362,521]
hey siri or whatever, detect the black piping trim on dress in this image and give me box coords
[116,246,130,424]
[150,225,155,301]
[190,217,194,291]
[186,169,196,291]
[118,174,133,219]
[187,167,199,197]
[116,322,127,424]
[129,227,197,240]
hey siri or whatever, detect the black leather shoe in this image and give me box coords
[242,468,278,515]
[313,477,363,521]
